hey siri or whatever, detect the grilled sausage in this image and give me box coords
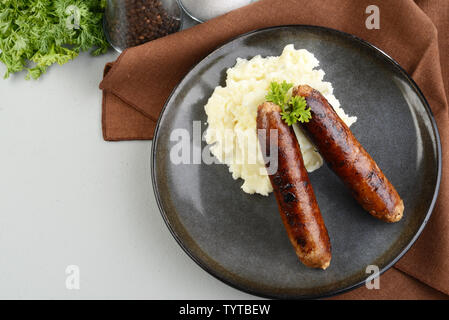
[293,85,404,223]
[257,102,331,269]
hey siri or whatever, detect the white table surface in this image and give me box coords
[0,18,258,299]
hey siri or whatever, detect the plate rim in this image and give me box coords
[150,24,442,299]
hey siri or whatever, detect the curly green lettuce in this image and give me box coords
[0,0,109,79]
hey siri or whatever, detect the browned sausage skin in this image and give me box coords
[257,102,331,269]
[293,85,404,223]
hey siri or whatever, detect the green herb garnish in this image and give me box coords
[0,0,109,79]
[266,81,311,126]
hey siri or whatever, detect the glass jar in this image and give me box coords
[178,0,255,23]
[104,0,181,52]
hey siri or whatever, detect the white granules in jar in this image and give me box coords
[179,0,255,22]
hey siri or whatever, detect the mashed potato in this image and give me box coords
[204,44,357,196]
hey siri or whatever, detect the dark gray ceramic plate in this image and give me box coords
[151,26,441,299]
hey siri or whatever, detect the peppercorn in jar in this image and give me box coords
[104,0,181,52]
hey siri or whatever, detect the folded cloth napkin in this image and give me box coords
[99,0,449,299]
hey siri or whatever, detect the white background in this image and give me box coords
[0,14,258,299]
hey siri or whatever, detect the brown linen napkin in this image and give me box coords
[99,0,449,299]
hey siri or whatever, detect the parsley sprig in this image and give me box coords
[265,81,311,126]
